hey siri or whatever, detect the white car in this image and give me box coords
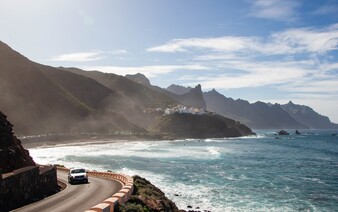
[68,168,88,184]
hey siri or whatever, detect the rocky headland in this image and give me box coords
[116,175,180,212]
[0,111,35,173]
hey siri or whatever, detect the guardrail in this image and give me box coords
[57,167,134,212]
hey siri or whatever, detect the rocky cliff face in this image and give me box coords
[166,84,207,109]
[0,111,35,173]
[149,113,255,139]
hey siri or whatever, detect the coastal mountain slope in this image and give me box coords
[63,70,254,136]
[62,68,177,109]
[203,89,338,129]
[204,89,308,129]
[203,89,307,129]
[167,83,338,129]
[281,101,338,129]
[0,41,142,135]
[61,68,179,129]
[126,74,207,109]
[0,40,254,138]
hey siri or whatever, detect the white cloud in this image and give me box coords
[270,27,338,54]
[80,64,209,78]
[146,24,338,97]
[110,49,128,55]
[147,37,256,53]
[49,49,129,62]
[49,51,104,62]
[147,40,187,52]
[249,0,300,22]
[280,80,338,93]
[147,24,338,55]
[194,60,309,90]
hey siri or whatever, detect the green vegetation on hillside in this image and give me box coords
[116,176,179,212]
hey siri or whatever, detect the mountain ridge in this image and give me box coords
[165,83,337,129]
[0,40,253,138]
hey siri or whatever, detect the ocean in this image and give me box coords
[29,130,338,212]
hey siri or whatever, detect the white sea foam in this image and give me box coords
[28,134,334,212]
[207,147,221,158]
[29,142,227,211]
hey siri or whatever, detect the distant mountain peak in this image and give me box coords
[125,73,151,86]
[166,84,192,95]
[191,84,202,93]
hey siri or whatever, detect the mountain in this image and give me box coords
[203,89,307,129]
[168,84,207,109]
[0,40,254,138]
[203,89,338,129]
[0,111,35,173]
[166,84,192,95]
[61,68,179,129]
[0,41,142,135]
[125,73,151,87]
[281,101,338,129]
[124,77,206,109]
[62,68,176,109]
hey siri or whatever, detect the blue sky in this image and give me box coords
[1,0,338,122]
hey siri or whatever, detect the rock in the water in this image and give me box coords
[278,130,290,135]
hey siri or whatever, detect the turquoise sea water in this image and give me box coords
[30,130,338,211]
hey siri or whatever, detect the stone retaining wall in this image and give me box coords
[0,165,58,211]
[57,167,134,212]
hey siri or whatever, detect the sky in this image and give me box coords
[1,0,338,123]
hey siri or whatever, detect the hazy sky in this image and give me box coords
[1,0,338,122]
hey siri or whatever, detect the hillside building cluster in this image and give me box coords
[164,105,206,115]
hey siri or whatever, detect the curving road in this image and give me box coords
[13,170,122,212]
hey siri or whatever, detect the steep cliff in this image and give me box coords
[0,111,35,173]
[149,113,254,139]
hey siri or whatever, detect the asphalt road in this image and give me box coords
[13,170,122,212]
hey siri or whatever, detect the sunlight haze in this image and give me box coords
[1,0,338,122]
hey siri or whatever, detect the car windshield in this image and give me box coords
[71,169,86,174]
